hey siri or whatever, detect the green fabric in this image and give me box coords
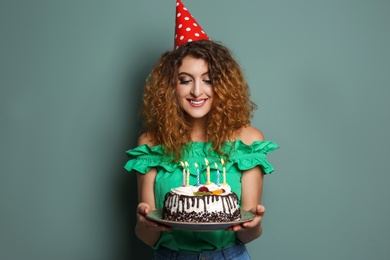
[125,140,278,253]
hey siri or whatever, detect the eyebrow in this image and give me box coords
[178,72,210,77]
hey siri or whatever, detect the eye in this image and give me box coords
[203,77,212,84]
[203,79,212,85]
[179,77,192,85]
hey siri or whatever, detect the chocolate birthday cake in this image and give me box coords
[162,183,241,222]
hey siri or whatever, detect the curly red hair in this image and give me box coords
[140,40,257,160]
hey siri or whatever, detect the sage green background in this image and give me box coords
[1,0,389,259]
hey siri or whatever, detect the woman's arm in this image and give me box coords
[230,125,266,243]
[234,166,265,243]
[134,134,171,247]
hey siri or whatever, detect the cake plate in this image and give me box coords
[146,210,254,231]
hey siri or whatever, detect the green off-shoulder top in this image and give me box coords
[124,140,278,253]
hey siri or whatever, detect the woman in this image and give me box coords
[125,40,278,259]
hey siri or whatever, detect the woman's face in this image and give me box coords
[176,56,214,121]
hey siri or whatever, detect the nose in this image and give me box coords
[190,80,203,97]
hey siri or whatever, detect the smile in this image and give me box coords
[191,100,205,105]
[188,99,207,106]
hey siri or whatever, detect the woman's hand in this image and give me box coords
[136,202,171,232]
[228,204,265,233]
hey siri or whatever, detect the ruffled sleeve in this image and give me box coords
[230,140,279,174]
[124,144,177,174]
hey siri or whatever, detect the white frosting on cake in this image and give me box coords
[171,183,231,196]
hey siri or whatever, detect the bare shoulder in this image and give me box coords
[234,125,265,145]
[137,132,156,146]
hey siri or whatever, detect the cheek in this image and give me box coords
[207,87,215,98]
[175,88,182,100]
[175,89,185,108]
[175,85,185,98]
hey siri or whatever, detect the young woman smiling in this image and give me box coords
[125,40,279,259]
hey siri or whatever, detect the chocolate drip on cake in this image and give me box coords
[162,192,241,222]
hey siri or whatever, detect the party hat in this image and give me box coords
[174,0,210,49]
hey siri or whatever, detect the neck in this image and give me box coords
[189,117,208,142]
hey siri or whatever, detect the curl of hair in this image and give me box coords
[140,40,257,160]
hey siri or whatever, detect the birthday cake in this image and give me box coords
[162,182,241,222]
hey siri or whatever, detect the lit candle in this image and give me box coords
[194,162,200,186]
[221,158,227,185]
[180,161,185,187]
[185,161,190,186]
[215,162,220,186]
[204,158,211,184]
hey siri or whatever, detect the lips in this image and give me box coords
[188,99,207,107]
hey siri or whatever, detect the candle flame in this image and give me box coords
[220,158,224,165]
[214,162,218,169]
[194,162,198,168]
[204,158,209,165]
[185,161,189,167]
[180,161,185,167]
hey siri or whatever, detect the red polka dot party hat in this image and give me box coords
[174,0,210,49]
